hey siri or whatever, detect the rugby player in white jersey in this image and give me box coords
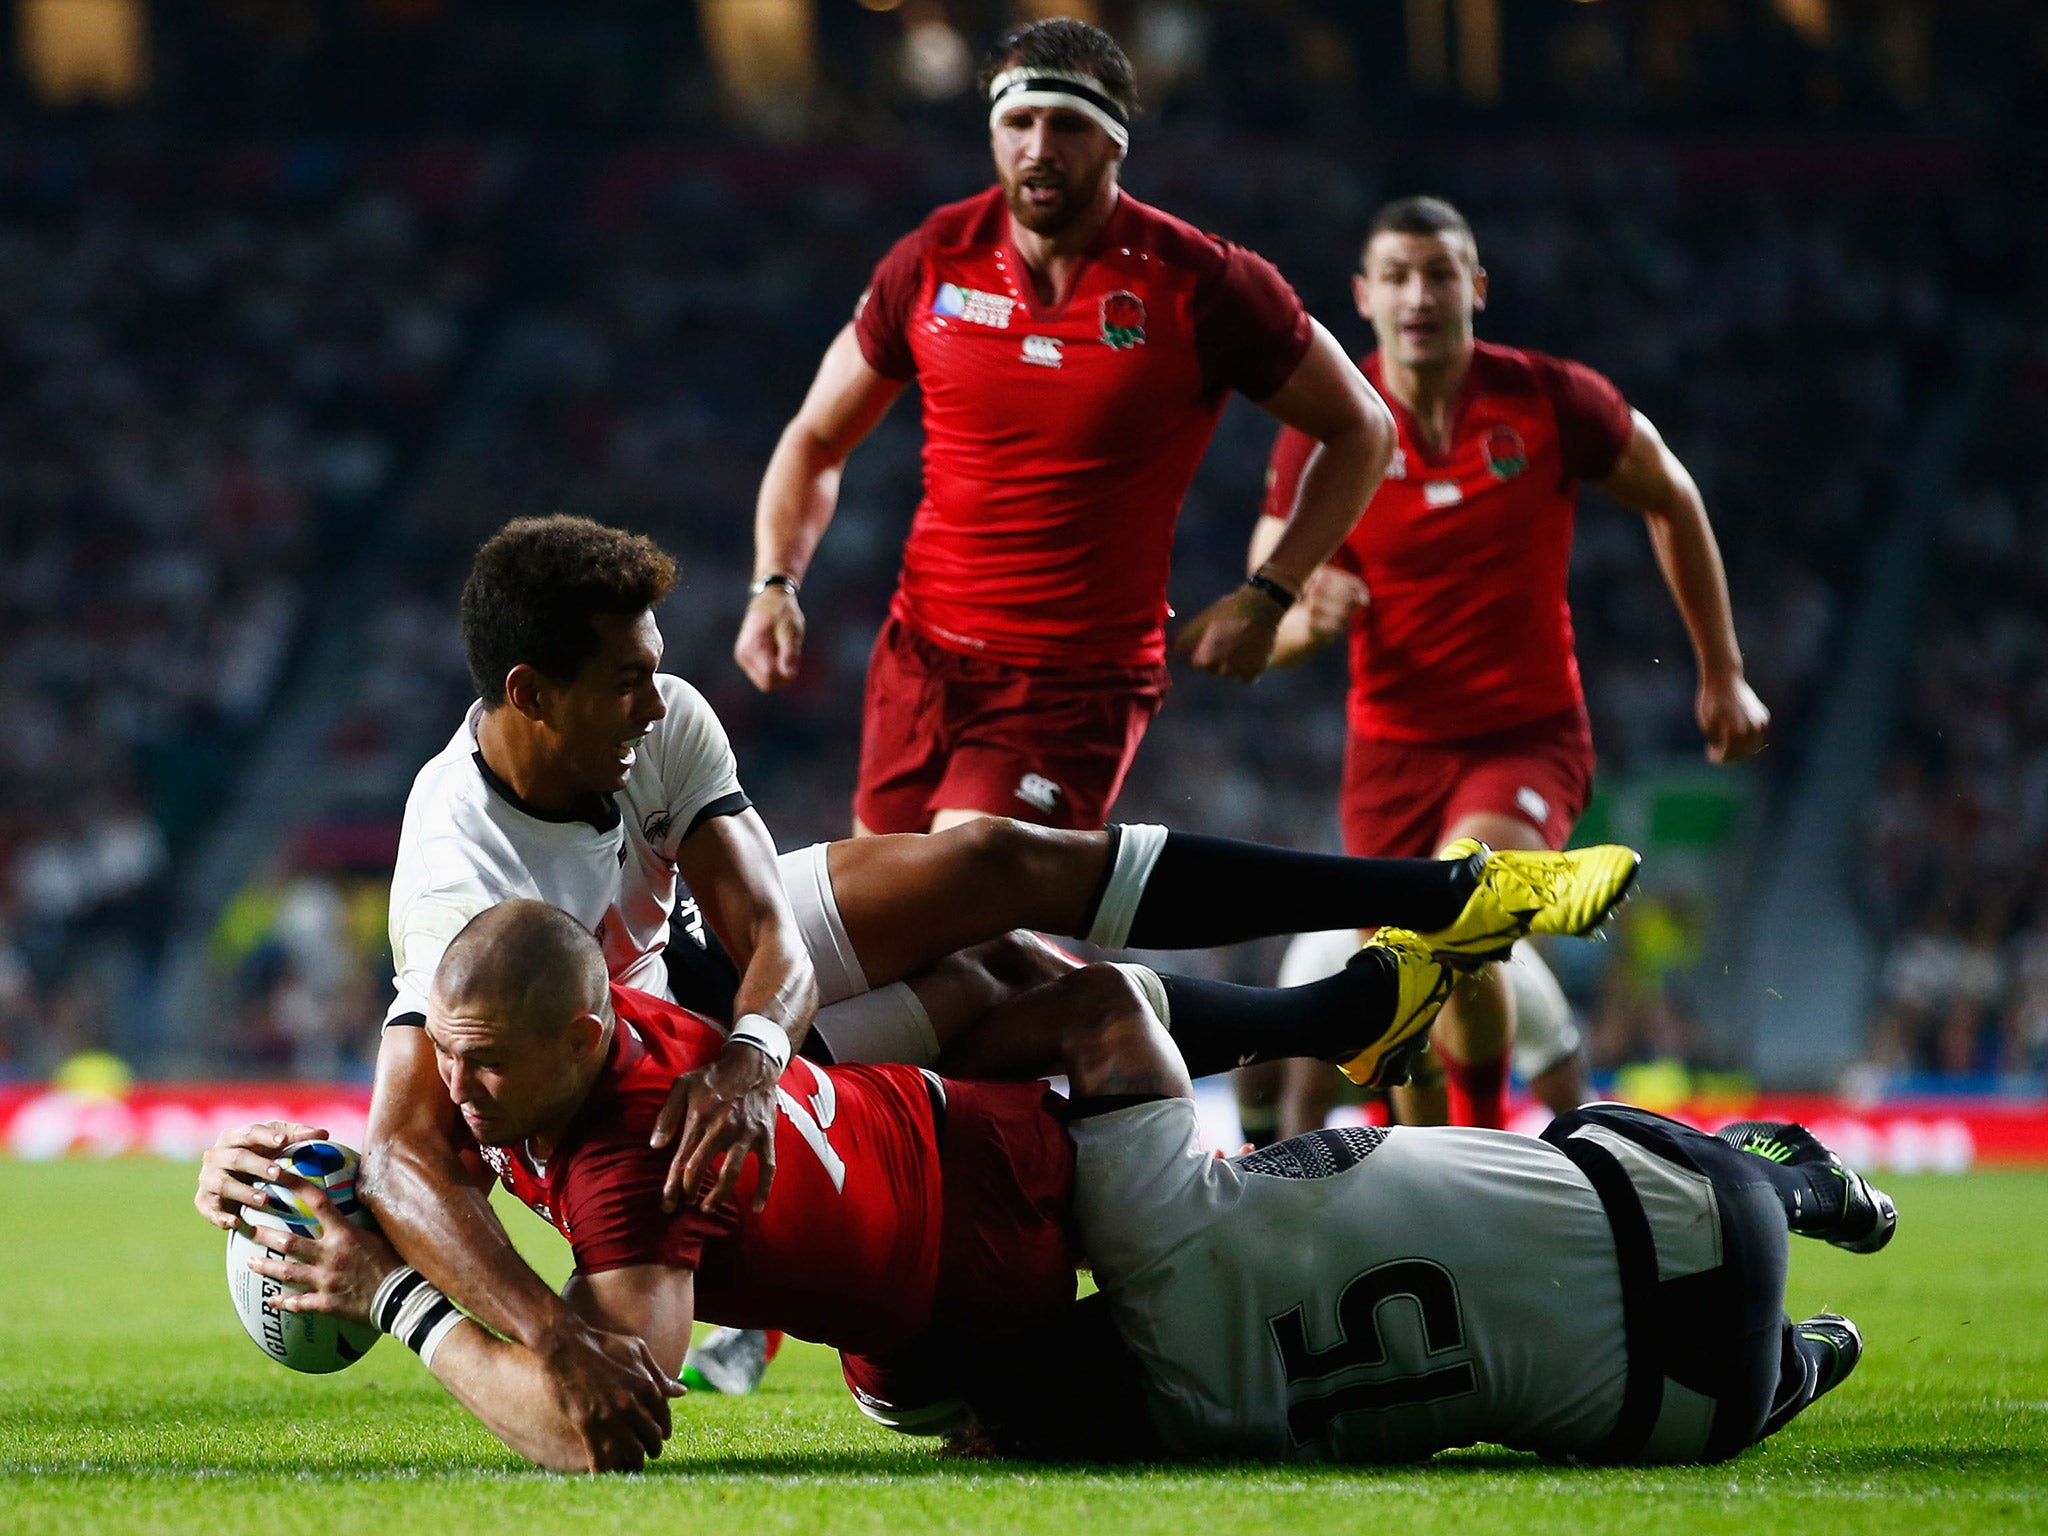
[195,513,1642,1466]
[246,905,1893,1470]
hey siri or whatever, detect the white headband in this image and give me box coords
[987,66,1131,151]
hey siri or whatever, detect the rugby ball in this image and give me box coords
[225,1140,382,1374]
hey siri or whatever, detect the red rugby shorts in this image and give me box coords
[1340,705,1596,858]
[853,616,1167,834]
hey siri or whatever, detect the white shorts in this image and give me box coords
[777,842,866,1005]
[778,842,940,1067]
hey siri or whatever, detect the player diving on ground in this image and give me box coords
[237,901,1894,1472]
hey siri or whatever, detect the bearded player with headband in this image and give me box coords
[735,17,1395,837]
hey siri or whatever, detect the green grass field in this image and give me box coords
[3,1159,2045,1536]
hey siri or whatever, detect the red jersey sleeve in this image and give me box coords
[852,229,927,382]
[555,1122,739,1275]
[1194,243,1313,401]
[1530,354,1633,482]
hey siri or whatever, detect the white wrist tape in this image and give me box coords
[372,1264,467,1366]
[729,1012,792,1075]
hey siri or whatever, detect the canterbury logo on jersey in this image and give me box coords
[1015,773,1061,812]
[933,282,1016,329]
[1021,335,1063,368]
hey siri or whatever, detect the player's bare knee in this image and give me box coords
[1057,965,1166,1086]
[970,929,1077,990]
[947,814,1076,898]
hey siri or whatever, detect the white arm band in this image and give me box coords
[728,1012,792,1075]
[371,1264,468,1367]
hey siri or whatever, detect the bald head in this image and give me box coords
[435,900,609,1045]
[426,901,613,1146]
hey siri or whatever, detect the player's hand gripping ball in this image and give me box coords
[225,1140,381,1373]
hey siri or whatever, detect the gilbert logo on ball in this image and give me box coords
[224,1140,382,1374]
[1100,291,1146,349]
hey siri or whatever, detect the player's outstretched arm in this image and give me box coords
[1597,409,1770,764]
[739,324,905,692]
[245,1178,687,1474]
[653,807,819,1215]
[412,1263,693,1473]
[1179,321,1393,681]
[358,1026,680,1471]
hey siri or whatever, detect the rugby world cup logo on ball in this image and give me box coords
[224,1140,382,1373]
[1100,290,1146,350]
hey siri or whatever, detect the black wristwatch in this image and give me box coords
[1242,571,1298,610]
[749,573,800,598]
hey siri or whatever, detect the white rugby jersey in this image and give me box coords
[384,673,747,1024]
[1070,1099,1629,1462]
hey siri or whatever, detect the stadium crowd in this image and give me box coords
[0,150,497,1077]
[1860,321,2048,1087]
[0,2,2039,1089]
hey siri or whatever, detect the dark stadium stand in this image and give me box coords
[0,148,502,1076]
[1860,306,2048,1089]
[0,0,2039,1091]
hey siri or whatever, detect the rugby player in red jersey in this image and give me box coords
[1253,196,1769,1135]
[247,900,1893,1471]
[735,17,1394,836]
[238,898,1456,1469]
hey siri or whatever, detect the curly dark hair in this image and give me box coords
[460,515,676,706]
[979,17,1137,116]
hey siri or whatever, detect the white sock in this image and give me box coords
[1084,824,1169,949]
[1109,962,1171,1028]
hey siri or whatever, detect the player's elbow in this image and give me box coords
[1313,378,1396,481]
[359,1113,471,1226]
[1353,384,1397,476]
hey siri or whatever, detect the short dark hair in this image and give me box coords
[1363,195,1478,269]
[460,515,676,706]
[979,17,1137,116]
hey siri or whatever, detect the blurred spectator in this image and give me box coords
[1586,890,1717,1075]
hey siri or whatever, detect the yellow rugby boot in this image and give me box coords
[1419,838,1642,966]
[1334,928,1456,1089]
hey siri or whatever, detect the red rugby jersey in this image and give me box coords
[1262,341,1632,743]
[857,186,1312,669]
[483,985,945,1357]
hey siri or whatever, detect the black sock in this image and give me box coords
[1125,832,1473,949]
[1156,950,1398,1078]
[1725,1126,1851,1235]
[1759,1321,1818,1440]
